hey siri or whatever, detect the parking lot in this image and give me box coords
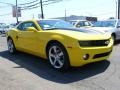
[0,35,120,90]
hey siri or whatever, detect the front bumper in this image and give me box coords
[67,38,113,67]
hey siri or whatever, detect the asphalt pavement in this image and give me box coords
[0,35,120,90]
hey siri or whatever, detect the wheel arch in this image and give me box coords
[46,40,66,55]
[7,36,12,41]
[111,33,116,39]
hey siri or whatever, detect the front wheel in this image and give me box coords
[7,38,16,54]
[111,35,115,44]
[47,42,70,71]
[0,31,2,35]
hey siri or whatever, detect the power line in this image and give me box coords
[0,0,38,6]
[0,0,67,19]
[43,0,62,5]
[20,0,66,19]
[0,13,11,16]
[21,0,63,10]
[18,0,39,5]
[43,0,62,3]
[0,2,14,6]
[21,5,40,10]
[0,0,64,10]
[20,2,40,9]
[0,5,11,8]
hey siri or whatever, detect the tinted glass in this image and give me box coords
[93,20,116,27]
[38,20,74,30]
[17,22,36,31]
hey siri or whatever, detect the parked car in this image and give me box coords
[90,19,120,41]
[9,24,16,28]
[69,20,77,25]
[69,20,92,28]
[0,25,9,34]
[75,20,93,28]
[0,26,3,34]
[6,19,113,71]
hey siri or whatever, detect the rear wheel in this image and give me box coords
[7,38,16,54]
[47,42,70,71]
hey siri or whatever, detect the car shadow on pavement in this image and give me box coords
[0,50,110,84]
[114,40,120,45]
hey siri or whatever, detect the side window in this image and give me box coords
[77,22,84,27]
[17,23,23,30]
[17,22,37,31]
[84,21,90,26]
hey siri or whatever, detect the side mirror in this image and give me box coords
[26,27,37,32]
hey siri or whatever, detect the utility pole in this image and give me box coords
[116,0,118,19]
[40,0,44,19]
[65,10,67,21]
[118,0,120,19]
[16,0,19,23]
[33,14,34,19]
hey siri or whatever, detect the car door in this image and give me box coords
[16,21,38,53]
[116,20,120,39]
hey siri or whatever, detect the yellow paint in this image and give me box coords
[7,20,113,67]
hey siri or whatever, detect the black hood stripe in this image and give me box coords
[58,28,103,34]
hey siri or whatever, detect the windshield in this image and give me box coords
[38,20,74,30]
[93,20,116,27]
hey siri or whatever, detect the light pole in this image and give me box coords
[115,0,118,19]
[16,0,19,23]
[118,0,120,19]
[40,0,44,19]
[65,9,67,21]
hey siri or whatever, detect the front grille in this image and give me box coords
[93,51,112,59]
[79,39,110,47]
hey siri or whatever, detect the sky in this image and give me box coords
[0,0,117,23]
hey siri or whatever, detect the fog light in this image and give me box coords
[83,54,89,60]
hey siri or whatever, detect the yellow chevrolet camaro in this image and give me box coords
[6,19,113,71]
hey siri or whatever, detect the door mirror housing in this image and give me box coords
[26,27,37,32]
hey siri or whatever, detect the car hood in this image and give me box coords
[88,27,115,33]
[46,28,111,40]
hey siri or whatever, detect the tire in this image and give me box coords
[47,42,70,71]
[7,38,16,54]
[0,31,2,35]
[111,35,115,44]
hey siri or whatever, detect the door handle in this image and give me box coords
[16,36,19,39]
[16,33,21,39]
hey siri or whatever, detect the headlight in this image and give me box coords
[79,41,91,47]
[79,39,110,47]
